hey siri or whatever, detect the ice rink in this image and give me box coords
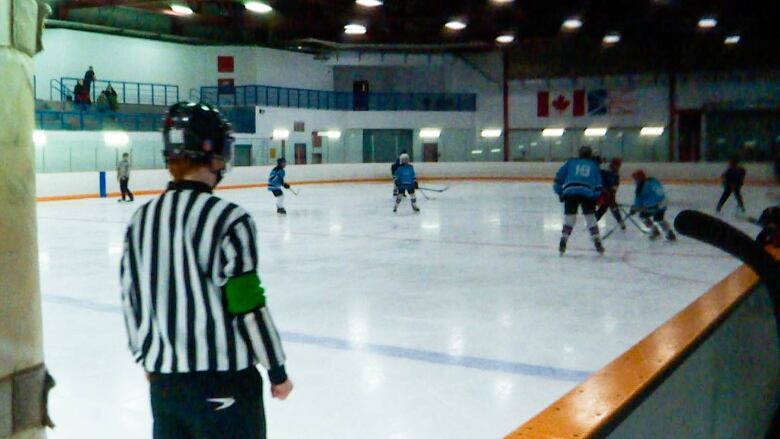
[37,180,769,439]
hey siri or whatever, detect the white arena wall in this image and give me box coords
[35,161,776,200]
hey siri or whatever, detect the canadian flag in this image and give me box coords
[537,90,586,117]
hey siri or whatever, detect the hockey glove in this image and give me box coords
[283,183,291,189]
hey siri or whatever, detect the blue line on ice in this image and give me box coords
[43,293,592,382]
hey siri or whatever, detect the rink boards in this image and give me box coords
[35,161,777,201]
[508,263,780,439]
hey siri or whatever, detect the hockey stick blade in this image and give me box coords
[286,187,300,196]
[674,210,777,282]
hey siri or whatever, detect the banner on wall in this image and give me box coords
[537,89,636,117]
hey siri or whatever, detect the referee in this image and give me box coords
[120,102,293,439]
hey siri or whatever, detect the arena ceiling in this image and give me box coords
[43,0,780,76]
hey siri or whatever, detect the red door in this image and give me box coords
[423,143,439,162]
[294,143,307,165]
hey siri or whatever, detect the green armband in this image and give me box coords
[224,272,266,315]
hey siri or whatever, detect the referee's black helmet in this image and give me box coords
[163,102,234,163]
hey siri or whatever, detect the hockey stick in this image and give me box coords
[419,186,450,193]
[418,189,432,200]
[674,210,780,344]
[286,187,300,196]
[601,209,637,241]
[618,205,651,235]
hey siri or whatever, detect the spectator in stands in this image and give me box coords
[105,84,119,112]
[96,90,109,113]
[83,66,96,97]
[73,79,89,111]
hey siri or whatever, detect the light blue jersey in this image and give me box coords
[634,177,666,209]
[268,167,285,191]
[553,159,603,199]
[394,164,417,188]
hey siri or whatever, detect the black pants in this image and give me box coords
[563,195,596,215]
[716,185,744,211]
[120,177,134,201]
[150,368,266,439]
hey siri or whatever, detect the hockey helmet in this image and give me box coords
[632,169,647,181]
[578,145,593,158]
[163,102,234,164]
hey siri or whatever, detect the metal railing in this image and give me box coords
[200,85,477,112]
[35,107,255,133]
[36,109,162,131]
[55,77,179,106]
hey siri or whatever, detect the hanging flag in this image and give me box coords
[587,89,608,116]
[537,91,550,117]
[537,90,587,117]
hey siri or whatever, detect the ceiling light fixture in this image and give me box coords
[542,128,565,137]
[420,128,442,139]
[496,34,515,44]
[603,32,620,44]
[245,1,272,13]
[562,17,583,30]
[481,128,502,138]
[584,127,608,137]
[491,0,514,3]
[345,24,367,35]
[272,129,290,140]
[445,20,467,31]
[356,0,383,7]
[640,126,665,137]
[170,4,194,15]
[725,34,741,45]
[698,17,717,29]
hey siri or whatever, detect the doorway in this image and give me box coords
[233,144,252,166]
[294,143,307,165]
[423,143,439,162]
[678,110,702,162]
[353,80,369,111]
[362,129,413,163]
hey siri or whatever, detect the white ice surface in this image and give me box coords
[37,181,770,439]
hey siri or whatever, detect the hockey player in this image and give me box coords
[268,158,291,214]
[121,102,292,439]
[595,158,625,229]
[716,156,747,213]
[554,146,605,255]
[393,153,420,213]
[391,150,408,198]
[756,206,780,246]
[630,169,677,241]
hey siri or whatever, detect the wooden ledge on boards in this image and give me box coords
[505,262,762,439]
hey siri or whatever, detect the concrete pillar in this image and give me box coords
[0,0,49,437]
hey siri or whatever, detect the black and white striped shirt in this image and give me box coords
[120,180,287,382]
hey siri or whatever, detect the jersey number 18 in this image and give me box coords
[575,164,591,178]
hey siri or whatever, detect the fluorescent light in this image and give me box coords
[33,130,47,146]
[356,0,382,6]
[496,34,515,44]
[640,126,665,136]
[445,21,467,30]
[272,129,290,140]
[563,18,583,30]
[420,128,441,139]
[542,128,565,137]
[103,131,129,147]
[170,4,194,15]
[698,17,717,29]
[491,0,514,3]
[725,35,741,45]
[345,24,367,35]
[491,148,502,153]
[481,128,502,138]
[584,127,608,137]
[321,130,342,139]
[471,150,484,155]
[245,1,272,13]
[603,33,620,44]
